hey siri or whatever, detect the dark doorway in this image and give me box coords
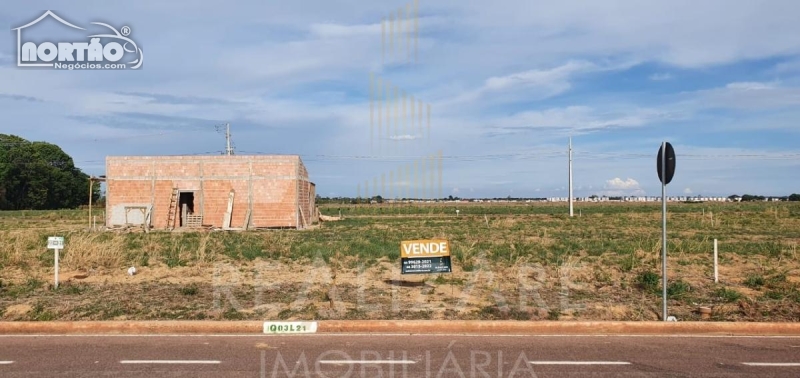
[178,192,195,227]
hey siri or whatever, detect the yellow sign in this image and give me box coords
[400,239,450,258]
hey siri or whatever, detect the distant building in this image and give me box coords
[105,155,316,230]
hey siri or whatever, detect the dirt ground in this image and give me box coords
[2,253,797,322]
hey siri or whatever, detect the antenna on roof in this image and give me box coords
[226,123,234,156]
[215,123,234,155]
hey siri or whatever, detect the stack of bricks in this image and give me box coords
[105,155,316,229]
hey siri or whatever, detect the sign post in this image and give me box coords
[714,239,719,283]
[400,239,452,274]
[657,142,676,321]
[47,236,64,289]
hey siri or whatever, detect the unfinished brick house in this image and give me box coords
[105,155,316,230]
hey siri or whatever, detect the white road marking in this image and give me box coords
[0,361,14,365]
[319,360,416,365]
[120,360,220,364]
[742,362,800,367]
[530,361,631,365]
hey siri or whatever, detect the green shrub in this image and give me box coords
[667,280,691,300]
[636,271,660,293]
[714,287,742,303]
[180,285,199,296]
[763,290,785,300]
[744,274,765,288]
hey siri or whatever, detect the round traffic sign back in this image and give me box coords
[657,142,676,185]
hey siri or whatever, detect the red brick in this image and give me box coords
[105,155,315,229]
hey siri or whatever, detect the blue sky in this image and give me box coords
[1,1,799,198]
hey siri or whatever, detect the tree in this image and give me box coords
[0,134,96,210]
[789,193,800,202]
[741,194,765,202]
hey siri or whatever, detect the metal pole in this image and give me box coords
[714,239,719,283]
[661,141,668,321]
[54,248,59,289]
[226,123,231,156]
[89,178,93,230]
[569,137,573,217]
[370,73,374,156]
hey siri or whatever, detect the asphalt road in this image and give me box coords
[0,334,799,377]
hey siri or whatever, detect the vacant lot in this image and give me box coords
[1,202,799,322]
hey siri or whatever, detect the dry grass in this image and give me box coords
[1,202,799,321]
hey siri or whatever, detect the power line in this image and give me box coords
[4,140,799,164]
[235,151,800,162]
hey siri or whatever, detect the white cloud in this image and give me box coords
[649,73,673,81]
[601,178,646,196]
[725,82,776,90]
[439,61,598,108]
[684,188,693,194]
[679,81,800,111]
[217,39,374,83]
[454,0,800,68]
[606,178,641,190]
[483,105,682,137]
[389,134,423,141]
[770,59,800,75]
[484,60,596,92]
[309,22,380,38]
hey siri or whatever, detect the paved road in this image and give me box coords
[0,334,799,377]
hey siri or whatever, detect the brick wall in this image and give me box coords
[105,155,315,229]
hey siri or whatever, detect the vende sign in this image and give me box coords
[400,239,450,258]
[400,239,452,275]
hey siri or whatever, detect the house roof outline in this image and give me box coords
[14,10,85,67]
[13,10,85,31]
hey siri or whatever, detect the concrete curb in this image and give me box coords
[0,321,264,334]
[318,321,800,336]
[2,321,800,336]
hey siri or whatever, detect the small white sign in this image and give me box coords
[47,236,64,249]
[263,321,318,334]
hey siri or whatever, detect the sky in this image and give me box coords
[1,1,799,199]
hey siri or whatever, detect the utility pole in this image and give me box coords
[225,123,233,156]
[569,137,574,217]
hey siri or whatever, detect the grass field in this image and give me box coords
[1,201,798,322]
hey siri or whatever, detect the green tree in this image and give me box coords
[0,134,97,210]
[789,193,800,202]
[741,194,765,202]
